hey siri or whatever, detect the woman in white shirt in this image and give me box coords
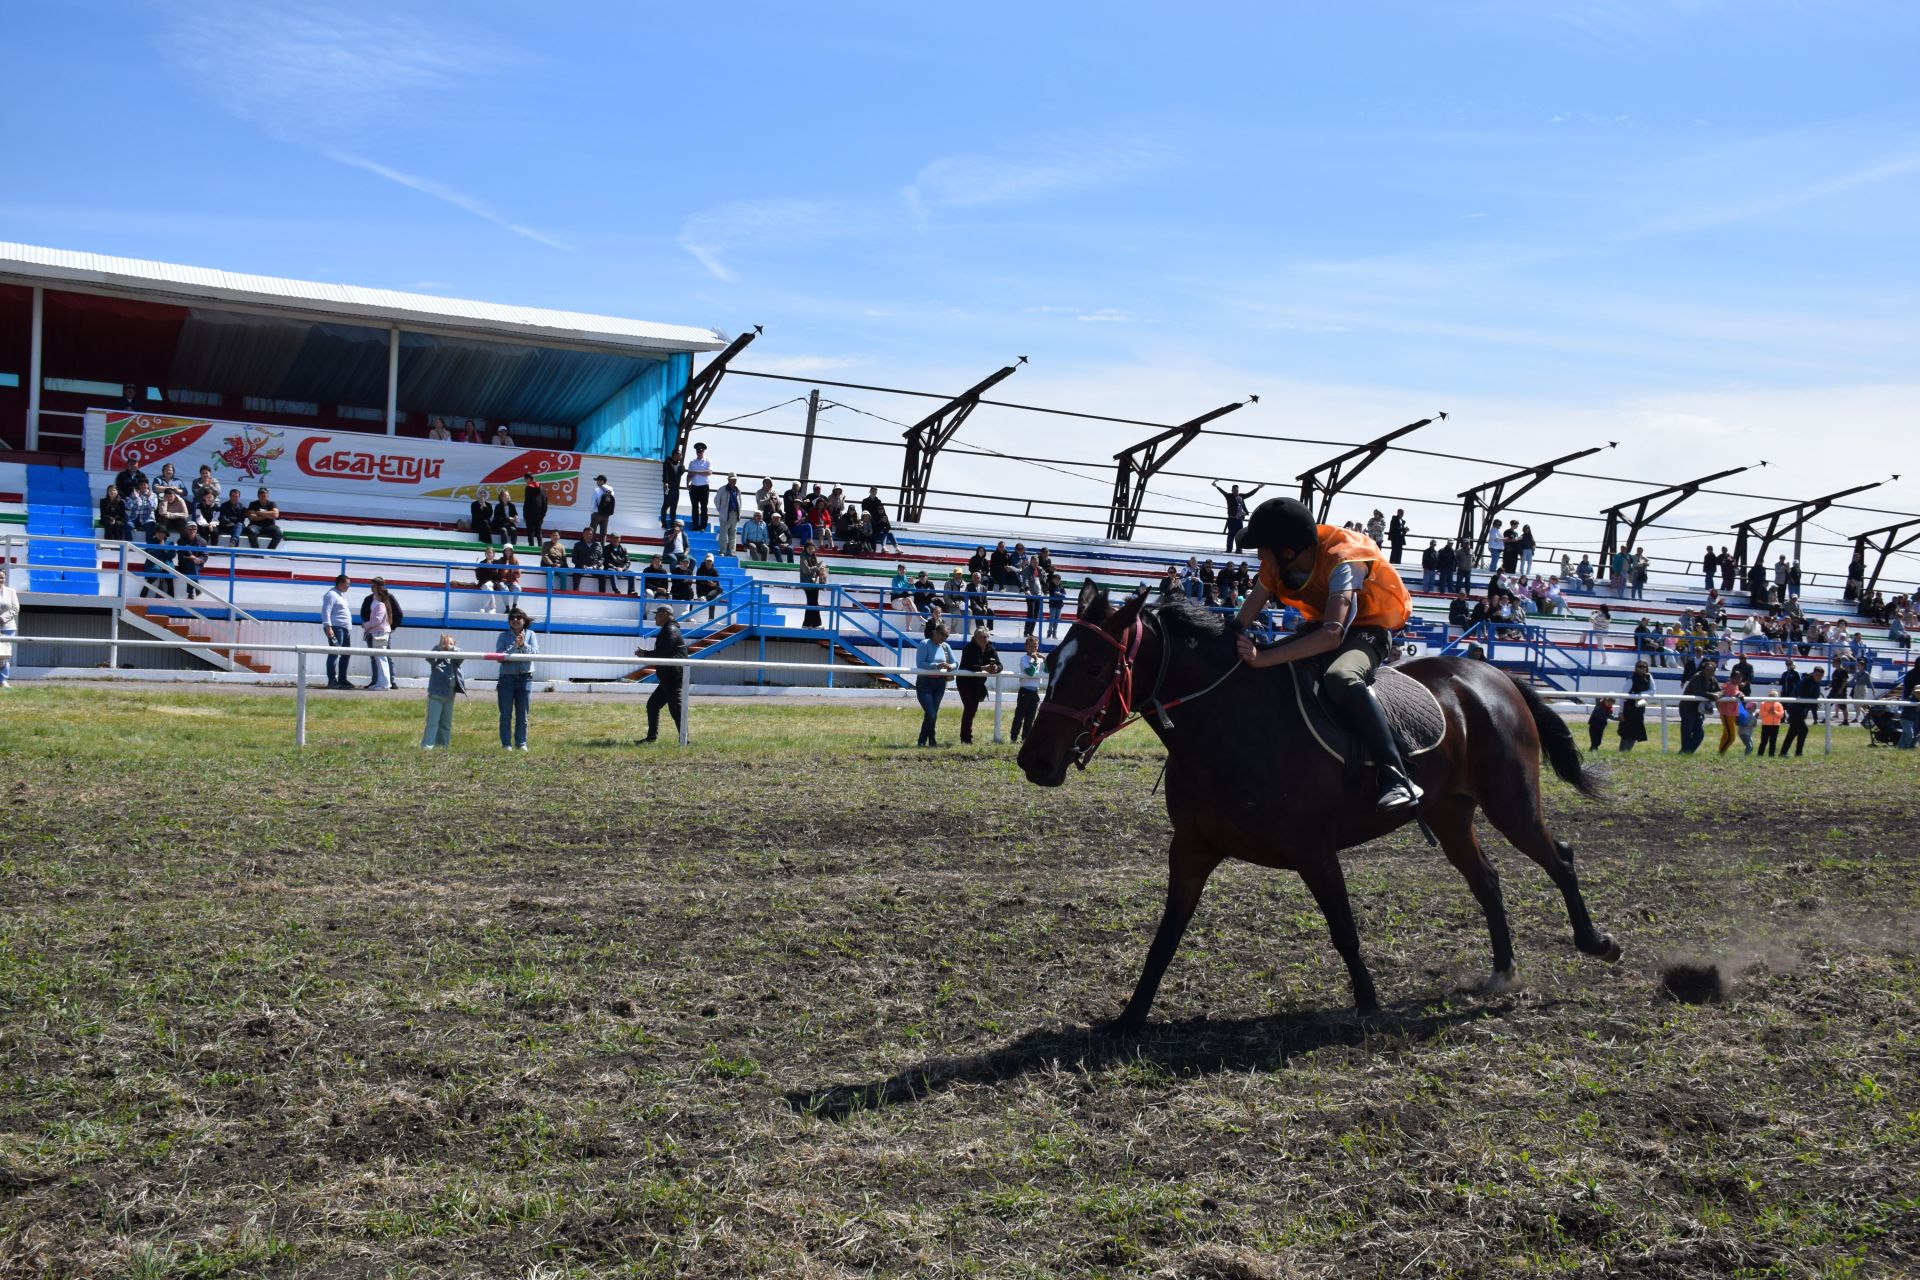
[0,567,19,688]
[363,577,397,690]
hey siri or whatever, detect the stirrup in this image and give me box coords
[1376,773,1424,813]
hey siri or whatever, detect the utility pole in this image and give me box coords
[798,389,820,494]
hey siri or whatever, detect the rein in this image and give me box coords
[1038,609,1243,770]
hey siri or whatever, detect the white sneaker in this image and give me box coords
[517,744,530,751]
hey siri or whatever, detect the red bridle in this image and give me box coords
[1036,616,1146,769]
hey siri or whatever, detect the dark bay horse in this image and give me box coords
[1016,587,1621,1033]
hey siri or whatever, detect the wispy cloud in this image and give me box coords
[677,199,871,282]
[157,3,514,140]
[327,152,570,250]
[1627,147,1920,238]
[905,133,1171,215]
[746,354,870,376]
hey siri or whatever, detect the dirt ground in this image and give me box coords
[1,687,1915,1278]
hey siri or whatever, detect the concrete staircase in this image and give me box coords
[122,604,271,673]
[23,466,98,594]
[685,528,783,624]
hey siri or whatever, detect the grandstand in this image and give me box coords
[2,244,1914,703]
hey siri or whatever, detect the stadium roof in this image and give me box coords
[0,242,727,356]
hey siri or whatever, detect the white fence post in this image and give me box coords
[677,669,691,746]
[1659,699,1669,753]
[1824,702,1833,756]
[992,671,1004,744]
[295,650,309,746]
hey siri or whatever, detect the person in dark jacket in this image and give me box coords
[1388,509,1409,565]
[637,605,688,742]
[956,624,1002,745]
[570,529,602,591]
[471,489,497,546]
[603,536,637,595]
[1435,540,1457,594]
[1618,661,1652,751]
[1586,696,1615,751]
[1781,666,1821,757]
[522,477,549,548]
[100,487,129,541]
[1679,657,1717,754]
[490,490,518,546]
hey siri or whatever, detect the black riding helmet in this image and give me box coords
[1238,496,1319,556]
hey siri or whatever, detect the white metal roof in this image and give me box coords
[0,242,728,355]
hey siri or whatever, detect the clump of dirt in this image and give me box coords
[1662,962,1727,1004]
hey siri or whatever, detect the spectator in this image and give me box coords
[604,536,637,596]
[799,550,828,628]
[912,571,938,617]
[1588,604,1611,657]
[191,465,220,509]
[152,463,187,503]
[660,451,682,527]
[1586,697,1614,751]
[765,511,793,563]
[1828,658,1854,726]
[522,476,549,548]
[637,604,689,743]
[641,554,671,599]
[124,481,158,544]
[1021,557,1044,638]
[428,417,451,441]
[1213,481,1263,552]
[360,577,400,691]
[1757,696,1785,756]
[490,423,515,447]
[460,419,481,444]
[0,567,16,689]
[539,531,568,592]
[670,553,697,602]
[1629,550,1649,600]
[955,624,1001,744]
[1618,661,1651,751]
[173,527,208,599]
[1501,521,1523,574]
[791,511,815,554]
[1365,509,1387,547]
[1435,540,1458,594]
[1781,665,1821,757]
[421,634,467,749]
[1387,509,1408,564]
[494,607,537,750]
[1046,572,1067,638]
[889,564,914,612]
[685,442,713,531]
[571,529,603,592]
[99,486,129,542]
[1788,561,1802,600]
[1420,541,1438,592]
[1448,590,1472,631]
[944,567,969,624]
[321,573,355,689]
[113,463,148,498]
[967,570,996,632]
[988,541,1014,590]
[244,488,283,550]
[590,475,615,539]
[914,623,955,747]
[474,546,502,611]
[740,511,770,560]
[1701,546,1719,592]
[663,518,690,561]
[1679,657,1716,754]
[810,492,835,551]
[1010,634,1044,742]
[472,488,497,543]
[1717,670,1744,754]
[190,486,220,543]
[715,473,744,555]
[1720,546,1736,593]
[864,487,901,553]
[490,487,518,547]
[497,545,523,611]
[695,552,722,615]
[1485,520,1505,570]
[216,489,247,547]
[754,477,777,516]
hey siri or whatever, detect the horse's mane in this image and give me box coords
[1149,593,1232,640]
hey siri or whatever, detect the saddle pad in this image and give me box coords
[1291,663,1447,766]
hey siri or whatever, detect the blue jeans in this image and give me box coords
[497,673,531,747]
[324,625,352,685]
[915,678,945,744]
[0,627,14,685]
[422,693,456,747]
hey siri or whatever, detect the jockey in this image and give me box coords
[1233,496,1422,813]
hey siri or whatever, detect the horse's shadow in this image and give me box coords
[784,996,1512,1120]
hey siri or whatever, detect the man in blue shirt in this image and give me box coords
[915,623,956,747]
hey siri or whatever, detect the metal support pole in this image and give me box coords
[1659,699,1669,753]
[385,328,400,436]
[26,286,43,451]
[992,671,1004,743]
[677,669,691,746]
[295,650,309,745]
[110,545,124,669]
[798,389,820,495]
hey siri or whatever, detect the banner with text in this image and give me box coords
[82,410,671,535]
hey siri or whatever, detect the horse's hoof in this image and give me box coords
[1600,936,1624,964]
[1092,1015,1144,1039]
[1483,968,1516,994]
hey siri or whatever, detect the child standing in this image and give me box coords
[1757,698,1786,756]
[421,634,466,749]
[1011,634,1045,742]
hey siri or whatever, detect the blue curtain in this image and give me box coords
[574,351,690,459]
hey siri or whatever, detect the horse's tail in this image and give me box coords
[1506,673,1601,798]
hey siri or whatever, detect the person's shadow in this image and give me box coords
[784,997,1510,1120]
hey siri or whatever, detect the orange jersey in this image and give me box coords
[1758,701,1786,726]
[1257,525,1412,630]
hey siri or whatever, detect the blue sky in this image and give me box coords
[7,1,1919,575]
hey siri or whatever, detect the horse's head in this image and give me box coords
[1017,580,1149,788]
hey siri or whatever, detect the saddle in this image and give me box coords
[1289,661,1447,766]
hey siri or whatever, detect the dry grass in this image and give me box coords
[0,685,1916,1278]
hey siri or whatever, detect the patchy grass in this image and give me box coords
[0,684,1916,1277]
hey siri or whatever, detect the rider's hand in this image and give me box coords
[1235,633,1270,667]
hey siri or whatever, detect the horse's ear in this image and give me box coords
[1078,578,1109,624]
[1103,585,1149,633]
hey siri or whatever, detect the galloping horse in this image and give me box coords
[1016,585,1621,1033]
